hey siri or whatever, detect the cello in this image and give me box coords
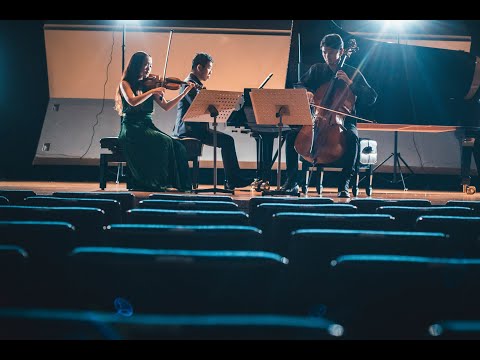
[294,39,360,164]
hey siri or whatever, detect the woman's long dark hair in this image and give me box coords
[114,51,151,115]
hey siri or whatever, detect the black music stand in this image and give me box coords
[183,90,242,194]
[372,131,414,191]
[250,89,312,196]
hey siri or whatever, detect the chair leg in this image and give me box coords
[116,163,122,184]
[304,167,315,195]
[192,157,199,189]
[366,165,373,197]
[317,168,324,194]
[99,155,107,190]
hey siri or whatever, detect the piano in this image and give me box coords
[227,84,292,191]
[229,20,480,192]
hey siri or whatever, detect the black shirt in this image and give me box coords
[299,62,377,124]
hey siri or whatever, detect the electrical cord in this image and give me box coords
[79,30,115,159]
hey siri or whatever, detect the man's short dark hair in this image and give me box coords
[320,34,344,50]
[192,52,213,70]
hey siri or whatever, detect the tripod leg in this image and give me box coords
[373,153,394,173]
[397,153,415,175]
[395,155,408,191]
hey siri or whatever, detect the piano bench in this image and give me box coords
[301,138,378,197]
[99,137,128,190]
[99,137,203,190]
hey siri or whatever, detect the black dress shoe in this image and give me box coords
[284,184,300,194]
[281,178,299,192]
[337,190,350,198]
[229,177,254,189]
[224,181,236,191]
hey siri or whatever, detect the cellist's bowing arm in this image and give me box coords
[343,69,378,106]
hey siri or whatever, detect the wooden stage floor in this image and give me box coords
[0,180,478,206]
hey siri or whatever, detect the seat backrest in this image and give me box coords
[0,245,30,308]
[377,206,475,230]
[330,255,480,338]
[0,309,342,339]
[427,320,480,340]
[67,247,287,314]
[24,196,122,225]
[252,203,357,231]
[52,192,135,213]
[270,213,396,255]
[415,215,480,256]
[248,196,334,218]
[149,193,234,202]
[0,190,36,205]
[138,199,238,211]
[0,206,106,242]
[0,220,75,259]
[349,198,432,214]
[104,224,263,251]
[126,209,249,226]
[358,138,377,165]
[445,200,480,215]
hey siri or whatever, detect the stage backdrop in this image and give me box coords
[34,22,475,176]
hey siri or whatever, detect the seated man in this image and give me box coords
[173,52,253,190]
[282,33,377,197]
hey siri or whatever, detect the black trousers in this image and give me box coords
[254,132,276,182]
[284,122,359,186]
[182,128,243,184]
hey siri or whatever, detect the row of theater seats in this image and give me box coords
[2,189,480,338]
[3,214,480,258]
[2,242,480,339]
[1,204,480,255]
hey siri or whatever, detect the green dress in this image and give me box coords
[118,94,192,192]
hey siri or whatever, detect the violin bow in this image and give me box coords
[310,103,376,124]
[161,29,174,84]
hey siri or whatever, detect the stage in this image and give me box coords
[0,181,477,213]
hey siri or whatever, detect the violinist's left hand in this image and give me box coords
[335,70,353,86]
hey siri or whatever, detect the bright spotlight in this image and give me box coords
[117,20,139,25]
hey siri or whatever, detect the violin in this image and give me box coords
[142,74,203,91]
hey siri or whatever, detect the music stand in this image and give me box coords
[183,90,242,194]
[250,89,312,196]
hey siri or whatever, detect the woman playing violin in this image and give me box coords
[282,33,378,198]
[114,51,196,192]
